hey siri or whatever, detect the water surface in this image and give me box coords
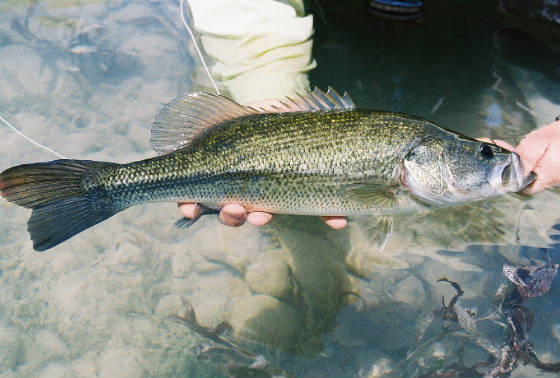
[0,1,559,377]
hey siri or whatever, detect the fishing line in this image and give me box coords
[179,0,220,95]
[0,115,67,159]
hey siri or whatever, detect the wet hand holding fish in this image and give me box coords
[0,88,536,251]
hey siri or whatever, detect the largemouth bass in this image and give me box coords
[0,88,535,251]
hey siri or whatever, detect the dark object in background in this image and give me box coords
[502,254,558,300]
[433,277,464,322]
[495,0,560,85]
[497,0,560,28]
[369,0,423,21]
[414,253,560,378]
[168,298,294,378]
[487,253,560,377]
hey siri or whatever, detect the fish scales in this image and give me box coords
[95,110,428,214]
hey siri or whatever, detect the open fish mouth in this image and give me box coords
[493,152,537,192]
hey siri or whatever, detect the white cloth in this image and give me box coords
[188,0,316,103]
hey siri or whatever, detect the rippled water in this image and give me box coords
[0,1,559,377]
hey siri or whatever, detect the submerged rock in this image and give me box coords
[391,274,427,307]
[186,270,251,329]
[244,251,293,300]
[0,323,20,372]
[155,294,184,319]
[226,294,306,354]
[37,363,71,378]
[33,329,68,362]
[98,347,142,378]
[0,45,55,100]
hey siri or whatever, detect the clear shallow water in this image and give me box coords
[0,1,559,378]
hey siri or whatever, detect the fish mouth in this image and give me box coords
[493,152,537,192]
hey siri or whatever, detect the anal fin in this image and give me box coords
[365,216,394,251]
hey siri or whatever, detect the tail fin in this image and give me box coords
[0,159,120,251]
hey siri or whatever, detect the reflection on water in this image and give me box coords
[0,1,559,377]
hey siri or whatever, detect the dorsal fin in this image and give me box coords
[256,86,355,113]
[151,92,259,154]
[150,87,355,155]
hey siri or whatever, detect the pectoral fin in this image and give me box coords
[341,182,399,209]
[341,183,399,250]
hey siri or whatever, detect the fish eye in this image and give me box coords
[479,143,494,158]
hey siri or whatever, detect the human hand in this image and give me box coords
[177,97,348,230]
[177,202,347,229]
[482,119,560,195]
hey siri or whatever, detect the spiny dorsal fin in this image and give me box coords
[258,86,355,113]
[151,92,259,155]
[151,87,355,155]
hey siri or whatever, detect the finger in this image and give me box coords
[476,137,492,143]
[247,212,274,226]
[475,137,517,152]
[520,182,546,196]
[491,139,517,152]
[178,202,201,219]
[517,129,559,194]
[218,203,247,227]
[321,216,347,229]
